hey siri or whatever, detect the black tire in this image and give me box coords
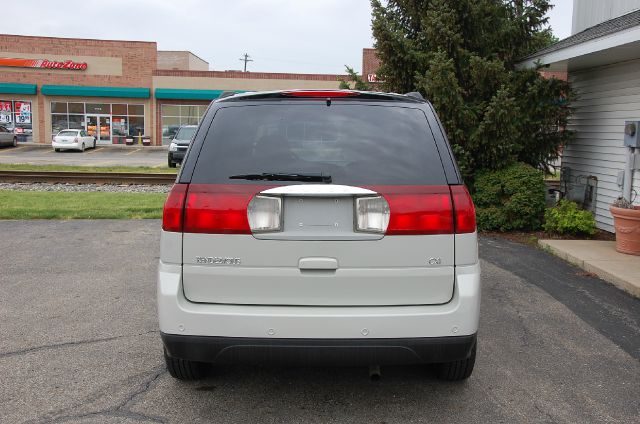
[12,137,17,147]
[168,157,176,168]
[54,148,60,152]
[80,143,85,152]
[436,342,476,381]
[164,349,207,380]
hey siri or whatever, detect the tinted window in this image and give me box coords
[192,104,446,185]
[175,126,196,141]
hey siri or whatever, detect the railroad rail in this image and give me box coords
[0,170,177,185]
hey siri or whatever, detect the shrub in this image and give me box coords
[472,162,546,231]
[543,200,597,236]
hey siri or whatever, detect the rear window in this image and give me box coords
[191,104,447,185]
[58,130,79,137]
[175,126,196,141]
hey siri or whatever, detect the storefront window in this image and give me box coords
[49,102,145,144]
[68,103,84,114]
[85,103,110,114]
[161,103,207,144]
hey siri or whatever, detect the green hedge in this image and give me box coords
[543,200,596,236]
[472,162,546,231]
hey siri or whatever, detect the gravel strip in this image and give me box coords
[0,183,171,193]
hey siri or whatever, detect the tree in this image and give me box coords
[371,0,573,179]
[338,65,371,90]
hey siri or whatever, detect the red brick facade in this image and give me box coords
[362,48,381,83]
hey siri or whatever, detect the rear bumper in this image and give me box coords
[161,332,476,366]
[52,141,81,150]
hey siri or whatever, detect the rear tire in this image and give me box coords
[12,137,17,147]
[164,349,207,380]
[80,143,85,152]
[54,148,60,152]
[436,342,476,381]
[168,157,176,168]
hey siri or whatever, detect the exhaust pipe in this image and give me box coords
[369,365,381,381]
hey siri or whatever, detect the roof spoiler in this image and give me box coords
[404,92,425,101]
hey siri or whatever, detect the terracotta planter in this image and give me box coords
[610,205,640,255]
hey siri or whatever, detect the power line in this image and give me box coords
[238,53,253,72]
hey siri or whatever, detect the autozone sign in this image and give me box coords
[0,57,88,70]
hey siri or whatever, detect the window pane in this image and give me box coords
[128,104,144,116]
[198,106,208,117]
[51,102,67,113]
[180,116,199,126]
[68,103,84,114]
[52,114,68,134]
[161,116,180,145]
[181,105,199,118]
[162,105,180,116]
[86,103,110,114]
[68,115,84,130]
[128,116,144,137]
[112,104,127,115]
[112,116,128,136]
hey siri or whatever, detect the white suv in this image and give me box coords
[158,90,480,381]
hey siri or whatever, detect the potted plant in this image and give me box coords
[610,197,640,255]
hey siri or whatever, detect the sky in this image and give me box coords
[3,0,573,74]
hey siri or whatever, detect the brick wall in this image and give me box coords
[362,48,381,80]
[155,69,348,81]
[0,34,157,143]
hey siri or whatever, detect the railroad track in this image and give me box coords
[0,170,177,185]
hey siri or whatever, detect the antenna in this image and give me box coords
[239,53,253,72]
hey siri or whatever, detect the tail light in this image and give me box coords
[282,90,359,98]
[450,185,476,233]
[247,195,282,232]
[162,184,188,232]
[356,196,390,233]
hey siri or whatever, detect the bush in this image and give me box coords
[543,200,597,236]
[473,162,546,231]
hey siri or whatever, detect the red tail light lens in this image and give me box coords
[282,90,359,98]
[370,186,453,235]
[183,184,274,234]
[162,184,188,232]
[451,185,476,233]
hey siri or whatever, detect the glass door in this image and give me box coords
[86,115,111,144]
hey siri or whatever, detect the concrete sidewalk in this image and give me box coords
[538,239,640,298]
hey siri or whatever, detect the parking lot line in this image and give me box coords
[125,148,141,155]
[87,147,105,155]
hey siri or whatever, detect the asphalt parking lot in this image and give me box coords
[0,145,167,167]
[1,220,638,423]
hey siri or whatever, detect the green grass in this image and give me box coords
[0,163,177,173]
[0,190,167,219]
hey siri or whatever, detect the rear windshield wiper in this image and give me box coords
[229,173,332,183]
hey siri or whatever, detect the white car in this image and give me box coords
[52,129,96,152]
[159,90,480,382]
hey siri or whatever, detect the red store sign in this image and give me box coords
[0,57,87,71]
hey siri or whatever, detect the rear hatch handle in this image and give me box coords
[299,257,339,270]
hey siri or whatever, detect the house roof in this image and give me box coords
[522,9,640,60]
[518,9,640,71]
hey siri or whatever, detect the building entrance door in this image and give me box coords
[86,115,111,144]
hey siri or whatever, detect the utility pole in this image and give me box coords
[239,53,253,72]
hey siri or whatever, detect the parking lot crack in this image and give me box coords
[0,330,158,359]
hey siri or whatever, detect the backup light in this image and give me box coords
[248,195,282,232]
[356,196,390,233]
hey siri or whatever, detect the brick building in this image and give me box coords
[0,34,371,146]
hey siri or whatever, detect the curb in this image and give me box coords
[538,240,640,298]
[17,142,168,151]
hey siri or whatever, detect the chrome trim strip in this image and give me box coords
[260,184,376,197]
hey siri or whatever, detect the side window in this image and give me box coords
[80,130,86,137]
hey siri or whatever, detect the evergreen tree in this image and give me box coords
[371,0,572,178]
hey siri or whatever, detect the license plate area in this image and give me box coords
[253,196,382,241]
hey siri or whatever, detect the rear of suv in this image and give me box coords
[158,90,480,381]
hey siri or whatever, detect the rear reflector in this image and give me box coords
[282,90,359,98]
[450,185,476,233]
[162,184,188,232]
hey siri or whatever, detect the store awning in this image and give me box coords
[0,82,37,95]
[155,88,237,100]
[41,85,150,98]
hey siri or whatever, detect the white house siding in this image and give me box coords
[565,58,640,232]
[572,0,640,34]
